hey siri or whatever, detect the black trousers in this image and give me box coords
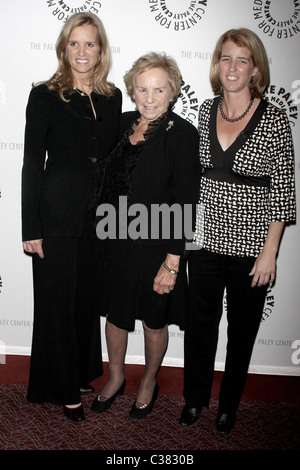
[183,248,268,413]
[27,221,103,405]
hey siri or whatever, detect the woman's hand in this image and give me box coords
[153,254,180,295]
[249,250,276,287]
[249,221,285,287]
[23,239,44,259]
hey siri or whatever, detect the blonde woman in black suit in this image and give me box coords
[22,12,122,422]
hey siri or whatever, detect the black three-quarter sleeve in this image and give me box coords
[166,118,200,255]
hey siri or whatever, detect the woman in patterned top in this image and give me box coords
[179,28,296,435]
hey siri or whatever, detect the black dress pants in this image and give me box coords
[183,248,268,413]
[27,221,103,405]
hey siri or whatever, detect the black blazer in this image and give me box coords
[21,84,122,241]
[99,110,200,255]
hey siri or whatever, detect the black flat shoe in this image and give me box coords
[215,412,236,436]
[80,384,95,395]
[91,380,126,414]
[129,383,159,421]
[179,406,202,427]
[63,404,85,422]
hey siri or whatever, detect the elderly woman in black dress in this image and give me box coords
[91,52,200,420]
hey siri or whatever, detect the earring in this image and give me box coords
[132,95,135,100]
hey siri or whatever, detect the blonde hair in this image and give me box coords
[124,52,182,103]
[39,12,115,99]
[210,28,270,98]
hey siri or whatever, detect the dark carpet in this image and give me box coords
[0,384,299,454]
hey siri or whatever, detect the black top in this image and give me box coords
[102,112,167,208]
[21,84,122,240]
[93,109,200,255]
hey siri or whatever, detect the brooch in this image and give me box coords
[166,120,174,131]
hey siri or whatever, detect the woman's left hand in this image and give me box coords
[249,250,276,287]
[153,254,180,295]
[249,221,285,288]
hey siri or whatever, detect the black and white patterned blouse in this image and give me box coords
[193,97,296,257]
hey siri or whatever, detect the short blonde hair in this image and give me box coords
[40,12,115,99]
[210,28,270,98]
[124,52,182,103]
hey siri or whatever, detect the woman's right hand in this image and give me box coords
[23,239,44,258]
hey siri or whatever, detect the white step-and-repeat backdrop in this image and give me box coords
[0,0,299,375]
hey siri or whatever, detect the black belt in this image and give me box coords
[203,167,270,188]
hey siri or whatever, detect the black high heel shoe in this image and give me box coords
[63,404,85,422]
[129,383,159,420]
[91,380,126,414]
[80,384,95,395]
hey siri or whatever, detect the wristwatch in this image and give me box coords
[162,261,179,275]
